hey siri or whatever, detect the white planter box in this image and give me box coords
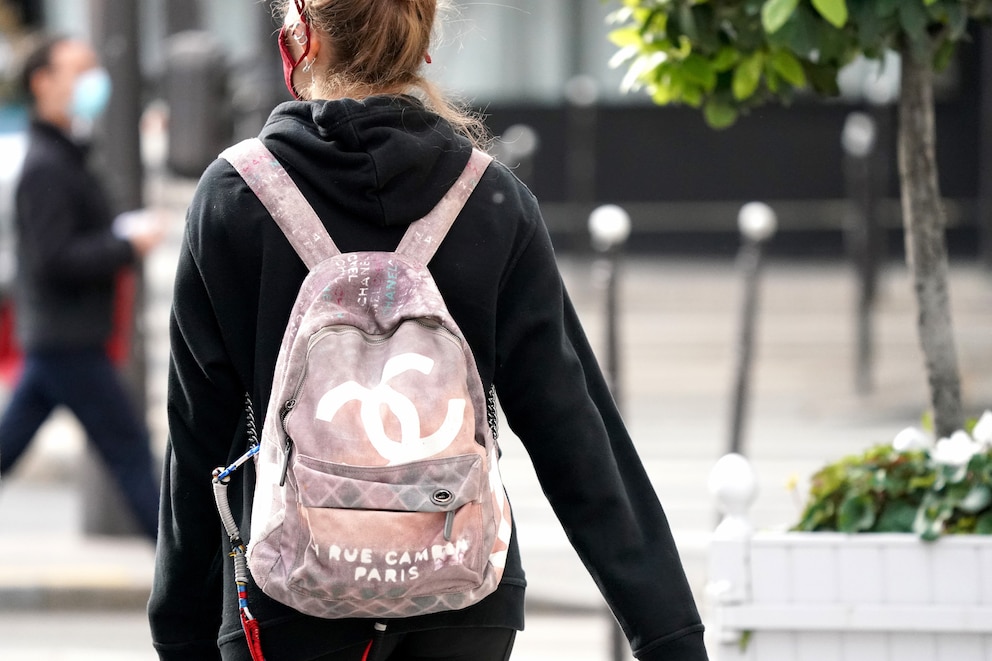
[707,455,992,661]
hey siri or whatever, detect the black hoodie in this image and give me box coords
[150,96,707,661]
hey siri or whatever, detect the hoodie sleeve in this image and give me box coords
[492,217,708,661]
[148,221,245,660]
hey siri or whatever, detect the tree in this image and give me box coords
[609,0,991,438]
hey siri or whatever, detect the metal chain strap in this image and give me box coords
[486,385,499,442]
[245,393,259,448]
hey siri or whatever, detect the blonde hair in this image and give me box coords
[275,0,488,149]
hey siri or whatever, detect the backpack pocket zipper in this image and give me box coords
[279,399,296,487]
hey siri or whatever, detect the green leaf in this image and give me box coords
[769,4,819,57]
[766,67,781,93]
[909,473,937,491]
[793,497,837,531]
[851,0,895,51]
[762,0,799,33]
[650,70,678,105]
[876,0,902,18]
[959,485,992,513]
[711,47,740,72]
[732,52,765,100]
[813,16,855,64]
[674,3,721,52]
[703,99,738,128]
[943,3,969,40]
[681,54,718,90]
[666,9,685,44]
[875,501,918,532]
[933,38,959,69]
[943,463,970,487]
[899,1,930,41]
[609,27,644,48]
[769,49,807,86]
[739,630,753,653]
[682,83,704,107]
[677,2,700,42]
[805,61,841,96]
[638,8,667,39]
[812,0,848,28]
[913,505,945,541]
[975,511,992,534]
[926,0,947,20]
[838,493,876,532]
[947,514,978,534]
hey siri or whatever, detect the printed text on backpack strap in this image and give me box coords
[395,149,493,265]
[220,138,339,270]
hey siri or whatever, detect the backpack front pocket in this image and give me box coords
[285,454,490,605]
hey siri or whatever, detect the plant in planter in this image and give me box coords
[792,411,992,540]
[706,416,992,661]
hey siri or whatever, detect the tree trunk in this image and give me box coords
[896,47,963,438]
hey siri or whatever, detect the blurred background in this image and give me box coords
[1,0,990,256]
[0,1,991,660]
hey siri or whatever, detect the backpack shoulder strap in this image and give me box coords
[395,149,493,265]
[220,138,339,269]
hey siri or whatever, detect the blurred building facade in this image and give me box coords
[3,0,990,258]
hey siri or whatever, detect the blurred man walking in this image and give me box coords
[0,35,162,541]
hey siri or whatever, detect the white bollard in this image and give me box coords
[707,451,759,639]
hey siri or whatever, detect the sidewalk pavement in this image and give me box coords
[1,137,992,659]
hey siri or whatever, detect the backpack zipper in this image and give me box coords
[284,320,459,412]
[278,399,295,487]
[413,317,460,344]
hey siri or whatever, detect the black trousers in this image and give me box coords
[313,627,517,661]
[0,348,160,540]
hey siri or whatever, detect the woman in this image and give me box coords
[148,1,708,660]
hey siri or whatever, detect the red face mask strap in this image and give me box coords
[279,0,313,100]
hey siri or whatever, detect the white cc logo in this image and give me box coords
[315,353,466,464]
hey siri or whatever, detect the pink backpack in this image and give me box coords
[212,138,511,628]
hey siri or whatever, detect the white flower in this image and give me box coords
[892,426,931,452]
[971,410,992,447]
[932,430,984,468]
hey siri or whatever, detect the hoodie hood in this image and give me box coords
[258,96,473,228]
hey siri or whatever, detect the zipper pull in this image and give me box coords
[278,399,297,487]
[279,437,293,487]
[443,511,455,541]
[280,399,297,430]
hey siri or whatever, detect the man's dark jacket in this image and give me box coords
[149,96,707,661]
[14,120,135,351]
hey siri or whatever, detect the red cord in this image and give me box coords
[241,611,265,661]
[360,639,374,661]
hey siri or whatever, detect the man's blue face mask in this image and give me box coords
[71,67,112,122]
